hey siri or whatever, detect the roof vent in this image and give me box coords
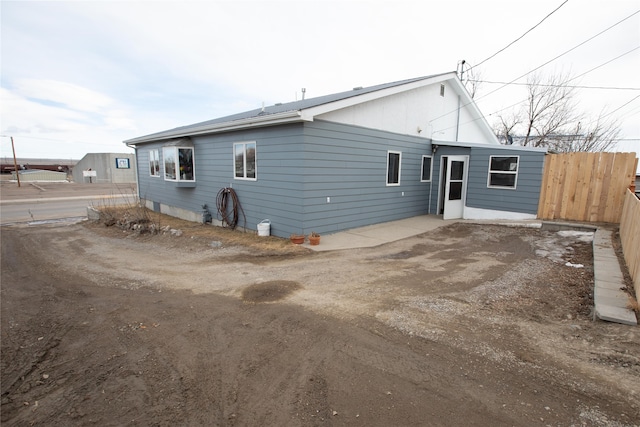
[275,103,282,106]
[353,86,363,90]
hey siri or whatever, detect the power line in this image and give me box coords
[0,134,126,147]
[474,9,640,104]
[469,80,640,91]
[437,62,640,135]
[468,0,569,72]
[591,94,640,122]
[567,46,640,84]
[431,9,640,130]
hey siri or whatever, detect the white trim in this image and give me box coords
[386,150,402,186]
[163,146,195,182]
[125,111,304,145]
[420,155,432,182]
[433,139,547,152]
[125,72,501,148]
[463,206,537,221]
[487,155,519,190]
[302,73,459,119]
[149,149,160,177]
[233,141,257,181]
[441,155,469,220]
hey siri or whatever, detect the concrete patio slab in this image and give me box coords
[305,215,458,252]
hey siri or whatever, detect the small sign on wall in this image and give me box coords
[83,169,97,183]
[116,158,130,169]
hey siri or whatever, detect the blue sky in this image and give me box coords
[1,0,639,161]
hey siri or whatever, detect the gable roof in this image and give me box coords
[125,72,496,145]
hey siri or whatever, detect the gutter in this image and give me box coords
[124,110,305,146]
[433,139,548,153]
[455,94,461,142]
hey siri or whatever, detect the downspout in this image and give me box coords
[126,142,141,203]
[428,143,438,214]
[455,95,461,142]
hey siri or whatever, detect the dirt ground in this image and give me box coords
[1,213,639,426]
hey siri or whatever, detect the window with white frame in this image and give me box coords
[234,142,256,180]
[386,151,401,185]
[163,146,195,181]
[149,149,160,177]
[487,155,519,189]
[420,155,432,182]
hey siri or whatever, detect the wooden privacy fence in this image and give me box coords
[620,189,640,303]
[537,152,638,223]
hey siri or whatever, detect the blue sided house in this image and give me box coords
[124,72,547,238]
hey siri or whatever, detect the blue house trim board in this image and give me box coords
[125,73,547,238]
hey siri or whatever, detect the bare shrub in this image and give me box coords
[90,186,161,234]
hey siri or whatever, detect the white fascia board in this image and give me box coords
[301,72,459,119]
[433,139,548,153]
[447,77,501,145]
[125,110,305,145]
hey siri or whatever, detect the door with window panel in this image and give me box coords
[443,155,467,219]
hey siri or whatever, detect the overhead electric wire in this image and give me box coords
[472,9,640,105]
[467,80,640,91]
[585,94,640,123]
[468,0,569,72]
[566,46,640,84]
[435,47,640,134]
[430,9,640,133]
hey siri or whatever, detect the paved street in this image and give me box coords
[0,180,137,225]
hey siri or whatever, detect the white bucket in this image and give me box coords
[257,219,271,237]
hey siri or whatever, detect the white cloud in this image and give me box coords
[1,0,638,159]
[13,79,114,113]
[0,87,87,133]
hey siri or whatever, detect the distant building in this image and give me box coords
[1,158,76,174]
[72,153,136,184]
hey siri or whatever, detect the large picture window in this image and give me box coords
[163,146,194,181]
[234,142,256,180]
[149,149,160,177]
[487,155,518,189]
[386,151,401,186]
[420,155,432,182]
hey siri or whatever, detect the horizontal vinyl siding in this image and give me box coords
[299,121,432,234]
[465,147,545,214]
[203,125,307,237]
[135,125,307,237]
[135,121,434,237]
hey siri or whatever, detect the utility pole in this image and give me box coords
[10,136,21,187]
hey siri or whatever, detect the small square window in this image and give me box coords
[487,155,518,189]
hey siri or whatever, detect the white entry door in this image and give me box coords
[442,155,468,220]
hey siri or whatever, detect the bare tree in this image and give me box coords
[546,112,621,153]
[493,72,623,152]
[521,72,578,147]
[462,66,483,99]
[494,111,520,145]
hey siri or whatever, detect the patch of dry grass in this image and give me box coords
[89,205,307,254]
